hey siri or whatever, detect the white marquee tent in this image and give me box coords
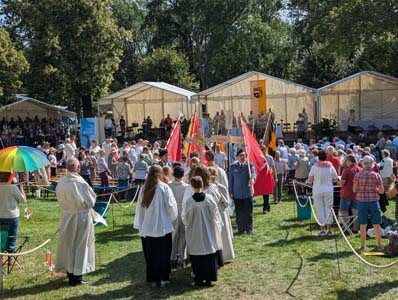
[318,71,398,130]
[192,71,316,126]
[0,95,76,121]
[98,82,195,128]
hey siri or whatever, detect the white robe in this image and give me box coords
[134,182,178,237]
[207,184,235,261]
[55,173,96,275]
[169,181,189,260]
[182,194,223,255]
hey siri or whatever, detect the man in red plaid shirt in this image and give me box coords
[353,156,384,252]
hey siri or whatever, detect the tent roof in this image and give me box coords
[0,95,76,117]
[98,81,195,103]
[318,71,398,91]
[194,71,315,98]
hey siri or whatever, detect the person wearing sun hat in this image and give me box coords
[159,148,173,168]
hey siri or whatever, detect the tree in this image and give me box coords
[139,48,196,90]
[0,28,29,96]
[110,0,148,91]
[1,0,125,111]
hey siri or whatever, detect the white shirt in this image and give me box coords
[134,182,178,237]
[379,157,394,178]
[277,145,288,161]
[0,183,26,218]
[182,193,222,255]
[105,118,113,129]
[215,151,227,169]
[128,148,138,164]
[309,163,338,194]
[64,143,75,160]
[135,144,143,155]
[89,145,101,154]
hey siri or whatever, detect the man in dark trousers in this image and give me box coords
[229,149,256,234]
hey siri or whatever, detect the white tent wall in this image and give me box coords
[98,82,194,130]
[195,71,316,126]
[318,72,398,130]
[0,98,76,121]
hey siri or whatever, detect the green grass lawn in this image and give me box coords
[4,192,398,300]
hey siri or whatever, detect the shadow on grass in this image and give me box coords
[66,251,199,300]
[4,278,67,299]
[95,223,140,244]
[278,222,312,230]
[307,251,353,262]
[265,234,331,247]
[336,280,398,300]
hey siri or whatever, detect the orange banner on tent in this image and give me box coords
[250,80,267,115]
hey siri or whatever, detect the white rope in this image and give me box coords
[330,208,398,268]
[308,195,333,227]
[112,185,141,208]
[293,180,310,208]
[0,229,59,257]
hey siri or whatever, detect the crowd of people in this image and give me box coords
[2,112,398,287]
[0,116,74,147]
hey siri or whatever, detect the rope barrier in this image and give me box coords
[330,208,398,268]
[292,180,310,208]
[0,229,59,257]
[308,195,333,227]
[111,185,141,208]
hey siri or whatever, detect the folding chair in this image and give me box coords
[338,215,358,235]
[0,225,31,274]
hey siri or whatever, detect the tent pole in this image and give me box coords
[358,76,362,120]
[162,90,165,120]
[124,98,129,127]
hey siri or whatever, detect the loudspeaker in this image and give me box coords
[81,94,93,117]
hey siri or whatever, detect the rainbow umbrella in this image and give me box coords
[0,146,49,172]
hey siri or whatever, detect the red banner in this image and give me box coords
[166,118,182,162]
[240,116,275,195]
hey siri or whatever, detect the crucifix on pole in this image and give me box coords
[186,127,206,163]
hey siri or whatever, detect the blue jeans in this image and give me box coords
[0,218,19,252]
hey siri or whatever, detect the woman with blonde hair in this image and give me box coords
[134,165,177,287]
[184,157,201,184]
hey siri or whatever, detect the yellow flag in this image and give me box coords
[250,80,267,114]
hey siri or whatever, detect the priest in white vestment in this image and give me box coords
[55,158,96,286]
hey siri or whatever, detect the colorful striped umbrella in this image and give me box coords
[0,146,49,172]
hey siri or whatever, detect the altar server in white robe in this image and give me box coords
[208,167,235,261]
[188,166,225,267]
[55,158,96,286]
[182,176,223,287]
[169,165,189,268]
[134,165,178,287]
[206,150,228,189]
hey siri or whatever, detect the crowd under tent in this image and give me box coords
[192,71,316,127]
[0,95,76,122]
[98,82,195,128]
[317,71,398,131]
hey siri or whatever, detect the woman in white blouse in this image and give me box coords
[307,149,339,236]
[134,165,178,287]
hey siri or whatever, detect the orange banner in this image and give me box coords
[250,80,267,115]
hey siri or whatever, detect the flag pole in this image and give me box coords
[241,114,254,195]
